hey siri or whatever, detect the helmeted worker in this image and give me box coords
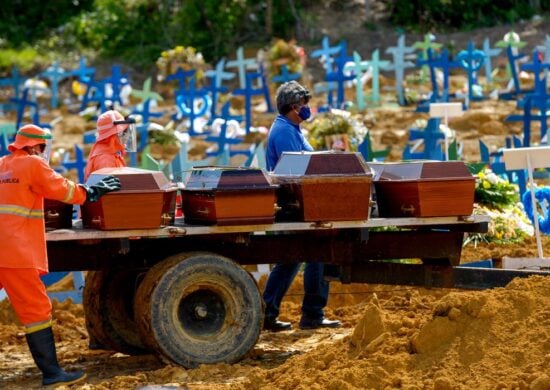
[0,124,121,386]
[83,110,136,351]
[84,109,136,180]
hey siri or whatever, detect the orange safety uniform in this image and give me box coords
[84,110,129,181]
[84,136,126,180]
[0,132,88,326]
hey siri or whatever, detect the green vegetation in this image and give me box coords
[0,0,547,73]
[389,0,549,32]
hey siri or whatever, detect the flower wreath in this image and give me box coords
[521,187,550,234]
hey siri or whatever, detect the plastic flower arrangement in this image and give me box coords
[266,39,304,80]
[474,168,519,210]
[156,46,207,83]
[302,111,368,151]
[466,204,533,245]
[464,169,532,246]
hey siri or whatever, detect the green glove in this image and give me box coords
[85,176,121,202]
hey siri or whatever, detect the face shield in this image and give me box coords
[114,117,137,153]
[31,139,53,163]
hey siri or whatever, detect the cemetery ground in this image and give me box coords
[1,89,550,389]
[1,16,550,390]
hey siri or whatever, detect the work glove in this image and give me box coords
[85,175,121,202]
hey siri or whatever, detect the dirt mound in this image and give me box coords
[235,276,549,390]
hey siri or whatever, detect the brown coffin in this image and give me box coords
[44,199,73,230]
[81,167,178,230]
[270,151,373,222]
[369,161,475,218]
[181,166,278,225]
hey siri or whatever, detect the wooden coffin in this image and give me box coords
[181,166,278,226]
[269,151,373,222]
[44,199,73,230]
[369,161,475,218]
[81,167,178,230]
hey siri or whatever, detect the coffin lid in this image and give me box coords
[183,166,276,191]
[368,161,474,181]
[86,167,176,193]
[271,151,372,177]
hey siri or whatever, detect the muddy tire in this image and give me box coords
[83,269,148,355]
[134,252,263,368]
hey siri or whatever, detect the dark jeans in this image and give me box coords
[263,262,329,321]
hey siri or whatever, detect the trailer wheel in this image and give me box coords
[134,252,263,368]
[83,269,147,355]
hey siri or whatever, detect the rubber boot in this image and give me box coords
[25,326,87,386]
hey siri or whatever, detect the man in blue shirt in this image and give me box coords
[263,81,341,331]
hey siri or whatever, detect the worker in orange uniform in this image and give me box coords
[83,109,136,351]
[84,109,136,180]
[0,124,121,386]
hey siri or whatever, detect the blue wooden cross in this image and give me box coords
[40,61,71,109]
[412,34,443,83]
[506,92,550,146]
[131,99,164,129]
[226,47,257,89]
[205,118,245,158]
[256,63,274,113]
[310,36,341,74]
[313,82,338,109]
[496,33,528,100]
[478,138,527,195]
[0,66,25,114]
[385,35,415,106]
[174,76,211,136]
[402,118,445,160]
[135,123,150,152]
[61,145,87,183]
[456,41,486,105]
[482,38,502,83]
[233,71,271,134]
[204,58,235,118]
[131,77,163,103]
[11,88,51,130]
[363,49,392,106]
[102,65,130,107]
[325,41,354,108]
[271,64,302,84]
[344,51,371,110]
[71,57,95,83]
[165,67,196,91]
[520,50,550,96]
[80,77,107,112]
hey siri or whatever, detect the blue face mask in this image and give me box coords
[298,105,311,120]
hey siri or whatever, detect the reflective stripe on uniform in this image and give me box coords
[63,181,76,203]
[0,204,44,218]
[25,319,53,334]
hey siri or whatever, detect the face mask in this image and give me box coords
[297,105,311,120]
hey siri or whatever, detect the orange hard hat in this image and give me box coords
[8,124,52,152]
[96,110,129,142]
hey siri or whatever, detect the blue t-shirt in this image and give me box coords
[266,115,313,171]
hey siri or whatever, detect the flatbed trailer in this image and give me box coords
[44,215,547,368]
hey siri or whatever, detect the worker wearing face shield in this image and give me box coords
[0,124,121,386]
[83,110,136,351]
[84,110,137,181]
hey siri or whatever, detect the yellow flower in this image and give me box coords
[482,180,491,189]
